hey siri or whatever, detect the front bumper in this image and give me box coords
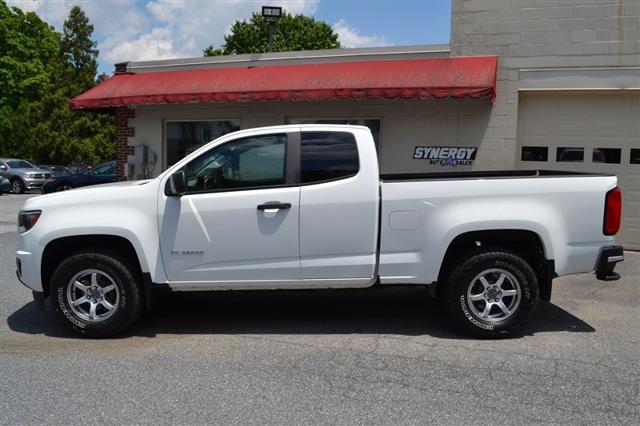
[24,178,48,189]
[595,245,624,281]
[16,266,44,311]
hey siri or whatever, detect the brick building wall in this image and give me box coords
[115,107,135,181]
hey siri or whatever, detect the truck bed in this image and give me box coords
[381,170,611,182]
[378,172,618,285]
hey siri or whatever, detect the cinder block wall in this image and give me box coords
[450,0,640,168]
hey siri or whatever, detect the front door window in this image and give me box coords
[184,134,286,193]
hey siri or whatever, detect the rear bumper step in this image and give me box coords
[595,245,624,281]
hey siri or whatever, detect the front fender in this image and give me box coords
[18,180,166,290]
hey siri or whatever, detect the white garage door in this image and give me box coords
[517,92,639,250]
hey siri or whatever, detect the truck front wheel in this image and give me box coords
[49,250,143,338]
[442,248,539,338]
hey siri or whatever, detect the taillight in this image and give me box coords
[603,187,621,236]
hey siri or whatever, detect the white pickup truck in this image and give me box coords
[16,125,624,338]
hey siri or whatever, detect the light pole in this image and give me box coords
[261,6,282,52]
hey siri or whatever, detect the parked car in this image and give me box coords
[41,161,116,193]
[36,165,73,176]
[15,125,624,338]
[65,162,93,174]
[0,158,52,193]
[0,177,10,194]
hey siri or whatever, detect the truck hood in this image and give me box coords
[22,179,157,210]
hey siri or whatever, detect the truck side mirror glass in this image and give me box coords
[165,170,186,196]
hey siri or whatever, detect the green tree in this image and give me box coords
[31,4,115,163]
[0,1,114,164]
[59,5,99,94]
[204,12,340,56]
[0,1,59,108]
[28,92,115,164]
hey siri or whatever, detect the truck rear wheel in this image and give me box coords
[442,248,539,338]
[49,250,143,338]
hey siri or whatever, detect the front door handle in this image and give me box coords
[257,202,291,211]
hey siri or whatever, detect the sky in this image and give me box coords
[7,0,451,75]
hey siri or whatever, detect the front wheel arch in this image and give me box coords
[41,235,143,298]
[49,249,144,337]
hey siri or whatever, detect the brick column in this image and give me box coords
[115,107,135,181]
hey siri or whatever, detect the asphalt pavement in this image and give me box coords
[0,192,638,424]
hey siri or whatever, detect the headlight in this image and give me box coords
[18,210,41,233]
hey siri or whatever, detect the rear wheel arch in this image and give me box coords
[437,229,554,301]
[41,235,144,298]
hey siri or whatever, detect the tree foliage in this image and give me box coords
[60,6,99,94]
[204,12,340,56]
[0,2,59,108]
[0,1,114,164]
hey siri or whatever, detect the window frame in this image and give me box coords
[181,131,299,195]
[175,129,363,195]
[286,117,381,155]
[163,118,242,169]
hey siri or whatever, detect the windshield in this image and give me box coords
[7,160,35,169]
[87,162,116,176]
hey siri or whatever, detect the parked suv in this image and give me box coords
[0,159,52,193]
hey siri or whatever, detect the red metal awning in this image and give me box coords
[70,56,497,109]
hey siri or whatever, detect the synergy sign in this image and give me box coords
[413,146,478,167]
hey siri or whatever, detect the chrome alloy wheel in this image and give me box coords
[466,268,521,322]
[11,180,22,193]
[57,185,73,191]
[66,269,120,322]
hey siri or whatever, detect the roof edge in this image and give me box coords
[120,44,451,74]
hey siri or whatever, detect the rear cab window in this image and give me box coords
[301,131,359,184]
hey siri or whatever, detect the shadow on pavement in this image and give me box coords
[7,286,595,340]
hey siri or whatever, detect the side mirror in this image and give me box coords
[0,165,6,171]
[165,170,186,196]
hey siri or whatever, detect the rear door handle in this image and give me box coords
[257,202,291,211]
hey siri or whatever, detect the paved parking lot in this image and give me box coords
[0,192,638,424]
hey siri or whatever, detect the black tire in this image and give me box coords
[49,249,143,338]
[442,247,539,338]
[10,178,25,194]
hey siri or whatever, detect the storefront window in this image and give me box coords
[556,147,584,163]
[287,118,381,152]
[592,148,621,164]
[521,146,548,162]
[166,120,241,166]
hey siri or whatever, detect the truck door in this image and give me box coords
[159,131,302,287]
[298,129,379,284]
